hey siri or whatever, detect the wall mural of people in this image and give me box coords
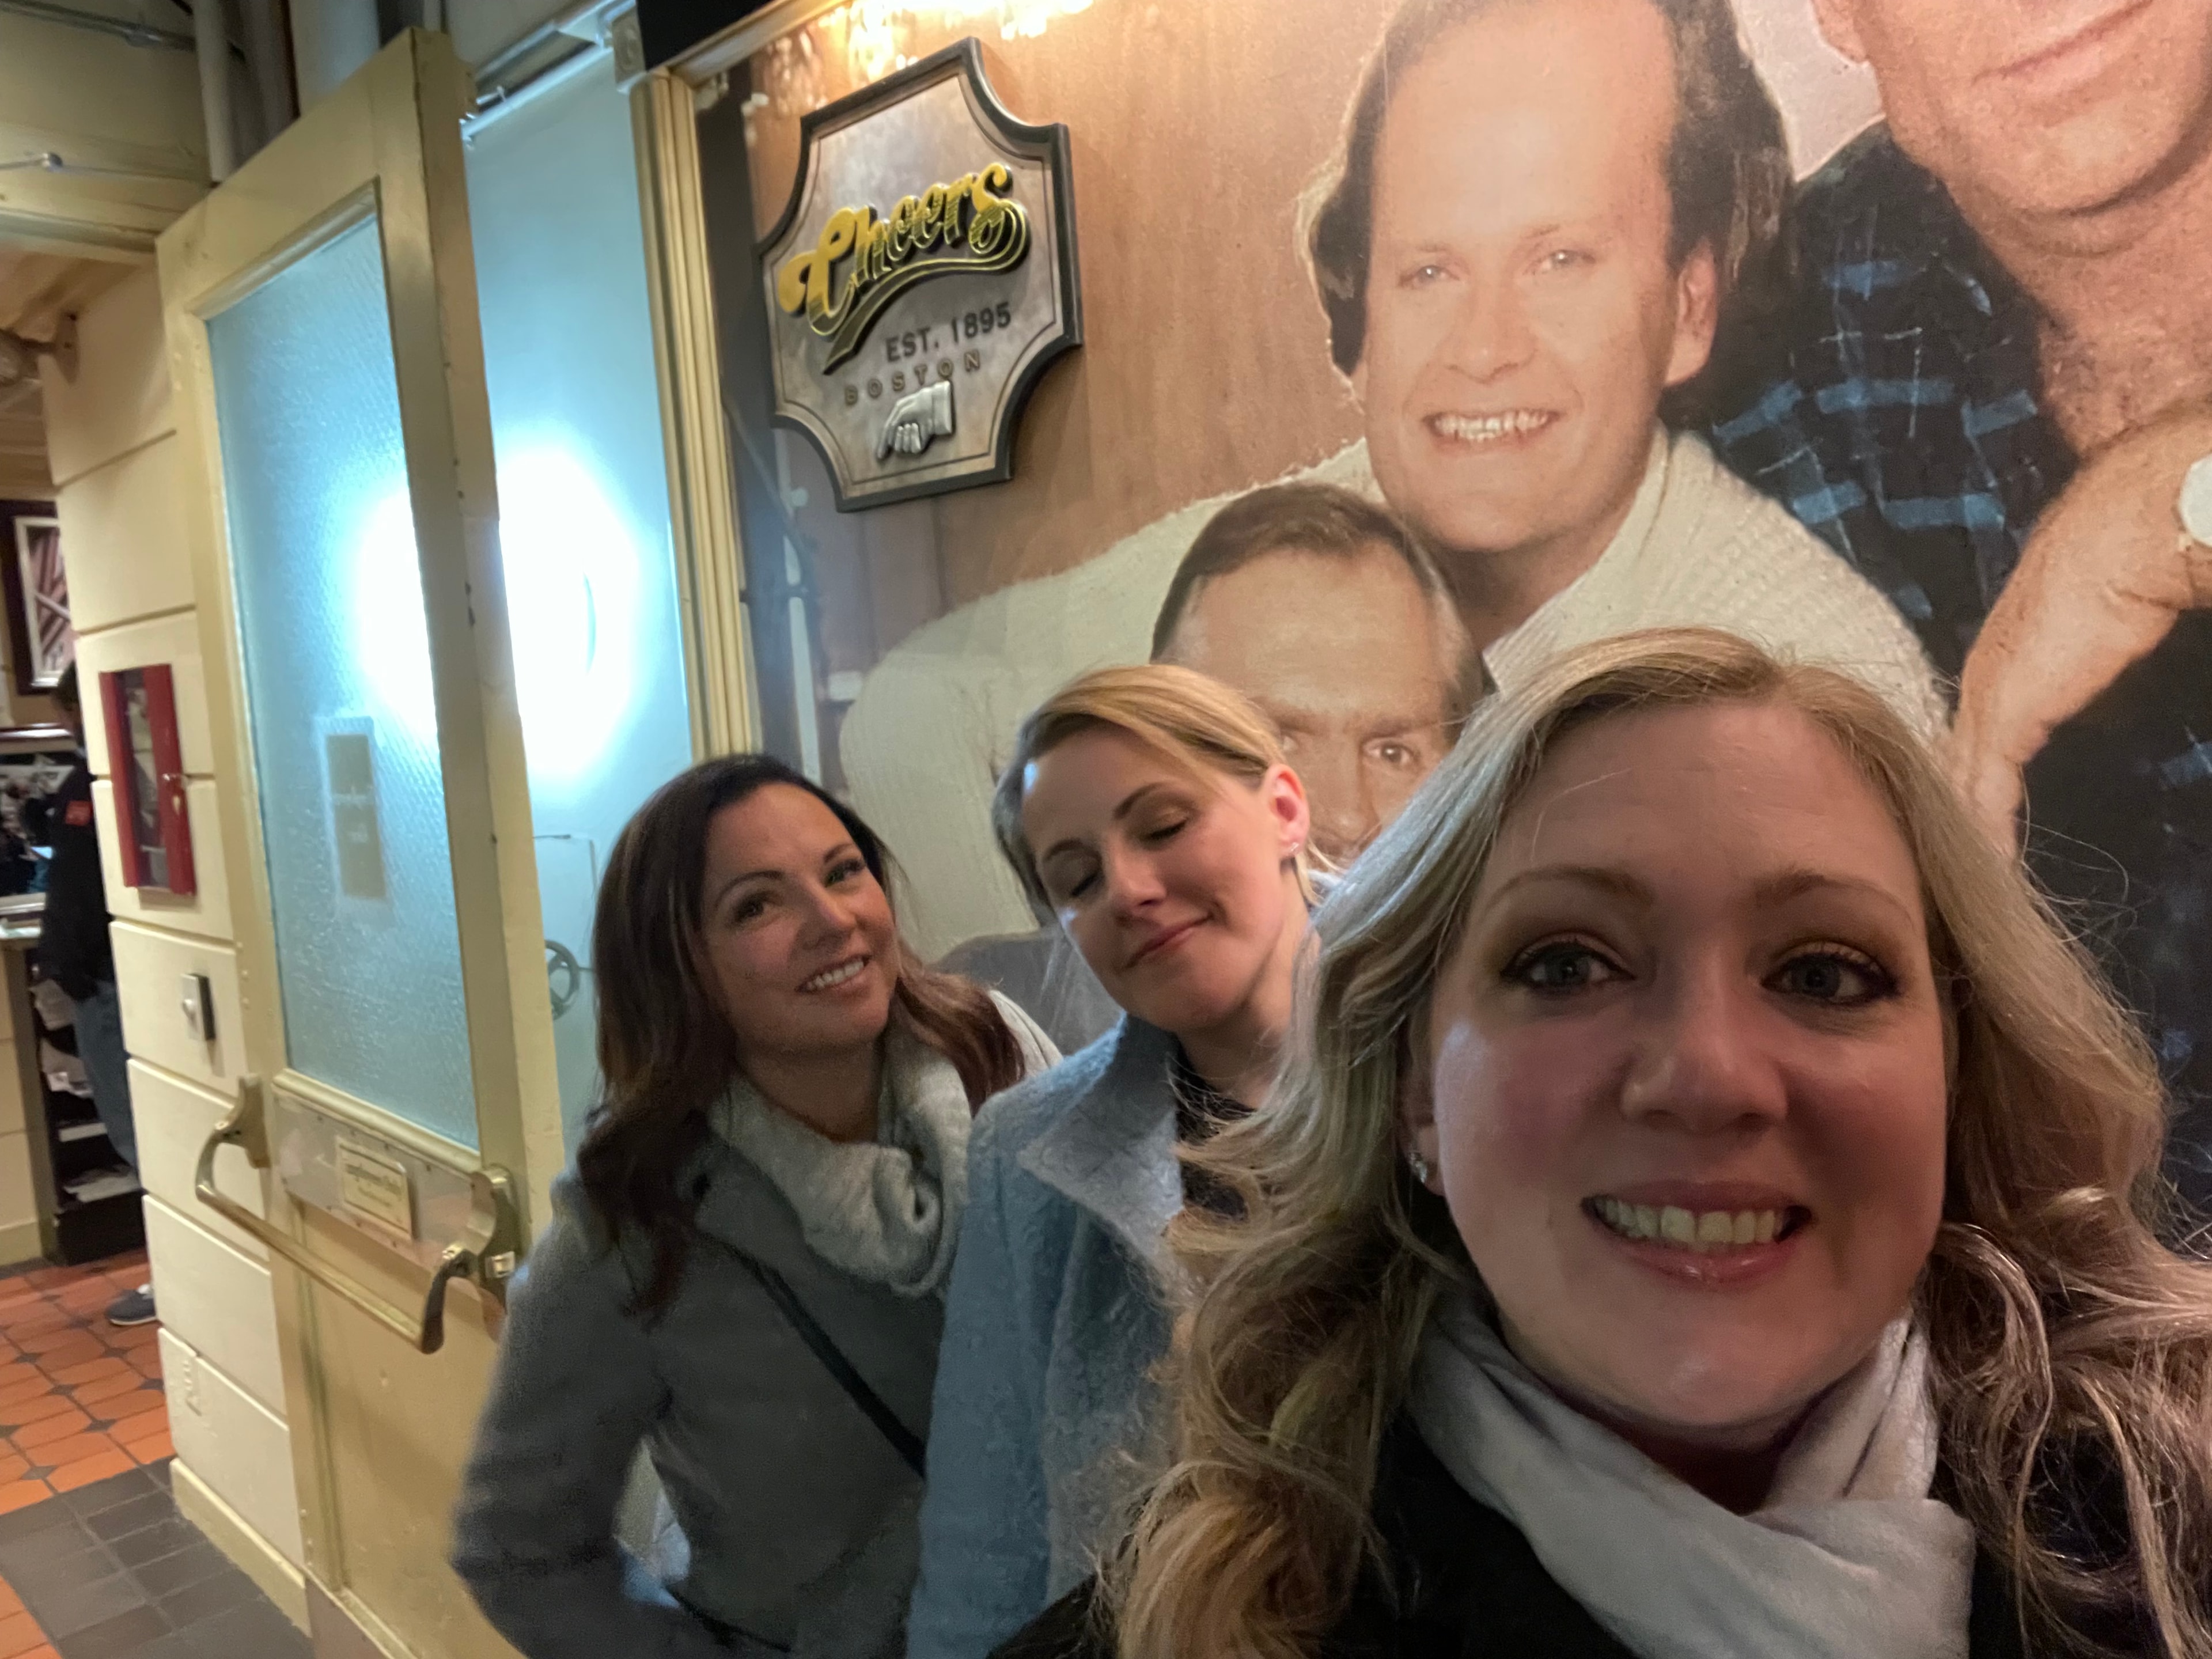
[700,0,2212,1211]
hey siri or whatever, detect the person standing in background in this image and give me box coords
[37,665,153,1330]
[1708,0,2212,1213]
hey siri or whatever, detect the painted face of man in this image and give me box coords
[1812,0,2212,228]
[1353,0,1718,601]
[1159,544,1465,865]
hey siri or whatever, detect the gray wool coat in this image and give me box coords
[907,1017,1186,1659]
[451,1001,1054,1659]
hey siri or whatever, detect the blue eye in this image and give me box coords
[1770,950,1893,1006]
[1506,941,1623,994]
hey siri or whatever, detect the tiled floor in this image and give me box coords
[0,1253,305,1657]
[0,1464,308,1658]
[0,1256,168,1512]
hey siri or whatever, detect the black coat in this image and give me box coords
[992,1417,2120,1659]
[36,759,112,1001]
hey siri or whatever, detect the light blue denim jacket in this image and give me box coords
[907,1016,1184,1659]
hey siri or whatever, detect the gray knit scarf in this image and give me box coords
[708,1020,974,1298]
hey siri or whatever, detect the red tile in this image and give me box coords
[126,1352,161,1378]
[48,1446,130,1492]
[0,1482,46,1517]
[0,1365,43,1396]
[0,1584,21,1618]
[0,1454,27,1486]
[97,1397,164,1433]
[17,1328,93,1359]
[74,1371,151,1408]
[22,1430,108,1471]
[120,1429,171,1466]
[0,1391,73,1431]
[101,1399,166,1439]
[46,1357,127,1389]
[0,1608,43,1657]
[13,1410,87,1449]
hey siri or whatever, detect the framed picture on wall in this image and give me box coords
[0,500,70,697]
[97,664,195,897]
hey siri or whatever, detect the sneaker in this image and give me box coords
[105,1285,156,1327]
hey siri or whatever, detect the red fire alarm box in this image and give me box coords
[97,664,195,897]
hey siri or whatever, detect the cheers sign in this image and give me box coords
[756,39,1080,510]
[775,164,1031,372]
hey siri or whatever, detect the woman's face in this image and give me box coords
[1021,726,1309,1038]
[699,783,900,1067]
[1408,701,1949,1449]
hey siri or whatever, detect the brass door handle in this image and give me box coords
[193,1075,520,1355]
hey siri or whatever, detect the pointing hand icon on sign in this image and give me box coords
[877,380,956,460]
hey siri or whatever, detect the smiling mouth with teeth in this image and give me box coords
[1587,1196,1807,1252]
[799,957,869,993]
[1427,409,1556,445]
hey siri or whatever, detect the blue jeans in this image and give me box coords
[74,979,136,1175]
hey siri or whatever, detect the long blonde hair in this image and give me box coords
[991,662,1312,907]
[1111,628,2212,1658]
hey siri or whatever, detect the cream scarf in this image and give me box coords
[1408,1285,1977,1659]
[708,1021,975,1298]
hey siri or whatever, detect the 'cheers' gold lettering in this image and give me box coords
[776,164,1029,370]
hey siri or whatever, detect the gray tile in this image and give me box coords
[52,1601,169,1659]
[20,1566,149,1639]
[0,1514,104,1574]
[108,1514,199,1568]
[84,1488,173,1543]
[142,1459,171,1490]
[153,1566,256,1628]
[0,1494,88,1543]
[62,1469,158,1521]
[131,1541,226,1600]
[168,1597,310,1657]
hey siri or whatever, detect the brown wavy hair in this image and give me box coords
[1110,629,2212,1658]
[576,754,1027,1313]
[1298,0,1793,423]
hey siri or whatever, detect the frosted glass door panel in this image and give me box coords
[468,55,694,1147]
[207,214,478,1149]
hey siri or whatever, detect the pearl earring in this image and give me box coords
[1407,1148,1433,1185]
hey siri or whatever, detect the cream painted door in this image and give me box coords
[157,29,560,1659]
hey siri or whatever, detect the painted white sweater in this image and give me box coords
[1482,428,1948,737]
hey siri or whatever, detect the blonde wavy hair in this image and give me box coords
[991,662,1313,907]
[1109,628,2212,1658]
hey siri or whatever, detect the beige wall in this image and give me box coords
[40,267,305,1607]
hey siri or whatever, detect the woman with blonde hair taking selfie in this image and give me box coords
[908,665,1315,1659]
[1005,629,2212,1659]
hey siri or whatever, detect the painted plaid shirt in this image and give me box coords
[1708,128,2212,1211]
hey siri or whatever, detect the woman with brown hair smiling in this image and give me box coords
[452,755,1055,1659]
[1006,629,2212,1659]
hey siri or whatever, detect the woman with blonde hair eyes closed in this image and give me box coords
[999,627,2212,1659]
[908,665,1316,1659]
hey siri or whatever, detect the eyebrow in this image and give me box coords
[1487,865,1654,908]
[710,840,859,908]
[1485,862,1915,925]
[1749,865,1917,925]
[1037,783,1186,868]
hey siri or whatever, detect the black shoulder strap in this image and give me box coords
[717,1240,927,1478]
